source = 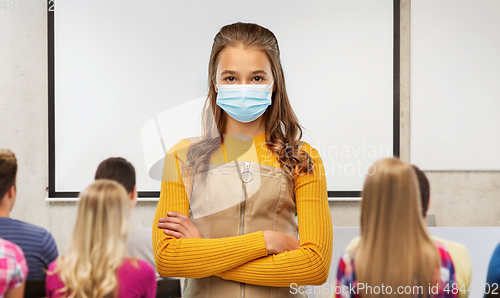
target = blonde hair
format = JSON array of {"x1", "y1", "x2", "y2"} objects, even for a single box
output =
[
  {"x1": 49, "y1": 179, "x2": 131, "y2": 298},
  {"x1": 354, "y1": 158, "x2": 440, "y2": 297}
]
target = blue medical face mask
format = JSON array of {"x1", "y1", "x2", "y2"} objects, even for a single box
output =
[{"x1": 215, "y1": 82, "x2": 274, "y2": 123}]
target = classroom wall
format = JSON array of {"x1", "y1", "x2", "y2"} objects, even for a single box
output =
[
  {"x1": 1, "y1": 0, "x2": 499, "y2": 254},
  {"x1": 331, "y1": 0, "x2": 500, "y2": 227}
]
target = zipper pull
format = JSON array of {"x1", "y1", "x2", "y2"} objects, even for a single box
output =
[{"x1": 240, "y1": 162, "x2": 253, "y2": 183}]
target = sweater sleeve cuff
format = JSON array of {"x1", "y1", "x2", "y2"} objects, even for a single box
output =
[{"x1": 249, "y1": 231, "x2": 268, "y2": 257}]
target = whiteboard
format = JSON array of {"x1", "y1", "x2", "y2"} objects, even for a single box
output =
[
  {"x1": 51, "y1": 0, "x2": 394, "y2": 196},
  {"x1": 411, "y1": 0, "x2": 500, "y2": 170}
]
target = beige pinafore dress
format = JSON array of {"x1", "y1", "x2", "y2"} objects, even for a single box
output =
[{"x1": 181, "y1": 136, "x2": 307, "y2": 298}]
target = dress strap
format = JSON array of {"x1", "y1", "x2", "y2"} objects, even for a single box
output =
[
  {"x1": 297, "y1": 140, "x2": 305, "y2": 151},
  {"x1": 188, "y1": 136, "x2": 202, "y2": 144}
]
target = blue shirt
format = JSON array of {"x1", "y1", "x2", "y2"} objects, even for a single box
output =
[
  {"x1": 0, "y1": 217, "x2": 58, "y2": 280},
  {"x1": 486, "y1": 243, "x2": 500, "y2": 295}
]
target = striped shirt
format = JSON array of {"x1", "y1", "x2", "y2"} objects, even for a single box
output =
[
  {"x1": 0, "y1": 238, "x2": 28, "y2": 296},
  {"x1": 0, "y1": 217, "x2": 58, "y2": 280}
]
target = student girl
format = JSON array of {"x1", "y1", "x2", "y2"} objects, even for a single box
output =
[
  {"x1": 335, "y1": 158, "x2": 457, "y2": 298},
  {"x1": 0, "y1": 238, "x2": 28, "y2": 298},
  {"x1": 153, "y1": 22, "x2": 333, "y2": 297},
  {"x1": 46, "y1": 180, "x2": 157, "y2": 298}
]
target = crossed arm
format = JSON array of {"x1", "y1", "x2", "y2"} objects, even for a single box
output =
[{"x1": 152, "y1": 145, "x2": 333, "y2": 287}]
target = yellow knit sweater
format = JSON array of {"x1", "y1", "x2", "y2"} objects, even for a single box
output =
[{"x1": 152, "y1": 130, "x2": 333, "y2": 287}]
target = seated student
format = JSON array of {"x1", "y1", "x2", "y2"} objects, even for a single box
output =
[
  {"x1": 344, "y1": 165, "x2": 472, "y2": 297},
  {"x1": 46, "y1": 180, "x2": 157, "y2": 298},
  {"x1": 335, "y1": 158, "x2": 458, "y2": 298},
  {"x1": 0, "y1": 149, "x2": 58, "y2": 280},
  {"x1": 94, "y1": 157, "x2": 157, "y2": 273},
  {"x1": 0, "y1": 238, "x2": 28, "y2": 298},
  {"x1": 485, "y1": 242, "x2": 500, "y2": 297}
]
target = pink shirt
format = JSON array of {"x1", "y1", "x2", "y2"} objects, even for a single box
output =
[
  {"x1": 46, "y1": 258, "x2": 157, "y2": 298},
  {"x1": 0, "y1": 238, "x2": 28, "y2": 295}
]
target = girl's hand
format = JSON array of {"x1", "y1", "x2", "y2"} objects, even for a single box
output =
[
  {"x1": 158, "y1": 212, "x2": 203, "y2": 239},
  {"x1": 262, "y1": 231, "x2": 300, "y2": 255}
]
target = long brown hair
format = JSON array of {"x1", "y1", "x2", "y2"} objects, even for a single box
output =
[
  {"x1": 183, "y1": 22, "x2": 313, "y2": 182},
  {"x1": 354, "y1": 158, "x2": 441, "y2": 298}
]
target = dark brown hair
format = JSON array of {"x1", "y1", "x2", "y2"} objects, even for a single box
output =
[
  {"x1": 412, "y1": 165, "x2": 430, "y2": 217},
  {"x1": 95, "y1": 157, "x2": 136, "y2": 193},
  {"x1": 183, "y1": 22, "x2": 313, "y2": 182},
  {"x1": 0, "y1": 149, "x2": 17, "y2": 201}
]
